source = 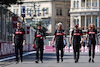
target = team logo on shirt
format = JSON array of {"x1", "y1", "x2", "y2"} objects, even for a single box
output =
[
  {"x1": 73, "y1": 33, "x2": 81, "y2": 36},
  {"x1": 15, "y1": 31, "x2": 24, "y2": 34},
  {"x1": 73, "y1": 30, "x2": 82, "y2": 36},
  {"x1": 36, "y1": 31, "x2": 43, "y2": 37},
  {"x1": 36, "y1": 34, "x2": 42, "y2": 37},
  {"x1": 88, "y1": 32, "x2": 96, "y2": 34},
  {"x1": 56, "y1": 33, "x2": 63, "y2": 36}
]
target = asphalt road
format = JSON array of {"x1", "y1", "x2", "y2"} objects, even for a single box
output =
[{"x1": 0, "y1": 52, "x2": 100, "y2": 67}]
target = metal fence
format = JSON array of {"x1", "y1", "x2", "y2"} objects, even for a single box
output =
[
  {"x1": 0, "y1": 6, "x2": 13, "y2": 42},
  {"x1": 0, "y1": 6, "x2": 24, "y2": 42},
  {"x1": 44, "y1": 36, "x2": 70, "y2": 46}
]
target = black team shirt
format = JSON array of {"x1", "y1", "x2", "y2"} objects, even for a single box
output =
[
  {"x1": 71, "y1": 29, "x2": 83, "y2": 44},
  {"x1": 54, "y1": 29, "x2": 65, "y2": 45},
  {"x1": 34, "y1": 30, "x2": 45, "y2": 42},
  {"x1": 87, "y1": 29, "x2": 97, "y2": 41},
  {"x1": 14, "y1": 28, "x2": 25, "y2": 43}
]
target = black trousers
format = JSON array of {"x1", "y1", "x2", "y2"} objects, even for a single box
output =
[
  {"x1": 36, "y1": 45, "x2": 43, "y2": 61},
  {"x1": 88, "y1": 44, "x2": 95, "y2": 58},
  {"x1": 56, "y1": 46, "x2": 63, "y2": 61},
  {"x1": 15, "y1": 43, "x2": 23, "y2": 61},
  {"x1": 73, "y1": 43, "x2": 80, "y2": 60},
  {"x1": 88, "y1": 40, "x2": 96, "y2": 59}
]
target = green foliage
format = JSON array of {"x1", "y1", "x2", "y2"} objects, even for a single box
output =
[
  {"x1": 0, "y1": 0, "x2": 23, "y2": 5},
  {"x1": 30, "y1": 21, "x2": 47, "y2": 32}
]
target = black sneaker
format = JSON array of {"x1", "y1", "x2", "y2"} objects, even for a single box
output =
[
  {"x1": 92, "y1": 59, "x2": 94, "y2": 63},
  {"x1": 57, "y1": 61, "x2": 59, "y2": 63},
  {"x1": 16, "y1": 61, "x2": 19, "y2": 64},
  {"x1": 89, "y1": 58, "x2": 91, "y2": 63},
  {"x1": 61, "y1": 58, "x2": 63, "y2": 62},
  {"x1": 21, "y1": 60, "x2": 23, "y2": 63},
  {"x1": 35, "y1": 60, "x2": 39, "y2": 63},
  {"x1": 75, "y1": 59, "x2": 78, "y2": 63},
  {"x1": 41, "y1": 60, "x2": 43, "y2": 63}
]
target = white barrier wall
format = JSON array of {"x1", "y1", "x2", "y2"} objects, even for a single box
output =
[{"x1": 0, "y1": 42, "x2": 34, "y2": 57}]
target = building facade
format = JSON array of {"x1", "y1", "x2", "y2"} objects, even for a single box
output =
[
  {"x1": 8, "y1": 0, "x2": 52, "y2": 33},
  {"x1": 52, "y1": 0, "x2": 70, "y2": 35},
  {"x1": 70, "y1": 0, "x2": 100, "y2": 34}
]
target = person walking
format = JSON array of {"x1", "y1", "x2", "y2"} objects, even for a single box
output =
[
  {"x1": 86, "y1": 23, "x2": 99, "y2": 63},
  {"x1": 12, "y1": 21, "x2": 26, "y2": 64},
  {"x1": 70, "y1": 24, "x2": 83, "y2": 63},
  {"x1": 52, "y1": 22, "x2": 66, "y2": 63},
  {"x1": 33, "y1": 24, "x2": 46, "y2": 63}
]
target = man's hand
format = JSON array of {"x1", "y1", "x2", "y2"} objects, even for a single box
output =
[
  {"x1": 97, "y1": 40, "x2": 99, "y2": 45},
  {"x1": 33, "y1": 41, "x2": 35, "y2": 45},
  {"x1": 52, "y1": 40, "x2": 54, "y2": 44},
  {"x1": 32, "y1": 44, "x2": 35, "y2": 47},
  {"x1": 12, "y1": 43, "x2": 15, "y2": 46},
  {"x1": 70, "y1": 42, "x2": 72, "y2": 46},
  {"x1": 80, "y1": 41, "x2": 83, "y2": 44},
  {"x1": 23, "y1": 41, "x2": 25, "y2": 46}
]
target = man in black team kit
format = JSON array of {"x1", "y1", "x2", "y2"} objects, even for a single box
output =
[
  {"x1": 52, "y1": 22, "x2": 66, "y2": 63},
  {"x1": 70, "y1": 24, "x2": 83, "y2": 63},
  {"x1": 12, "y1": 21, "x2": 26, "y2": 64},
  {"x1": 33, "y1": 24, "x2": 46, "y2": 63}
]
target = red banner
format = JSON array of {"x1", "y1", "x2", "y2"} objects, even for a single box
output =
[
  {"x1": 12, "y1": 17, "x2": 18, "y2": 28},
  {"x1": 27, "y1": 26, "x2": 30, "y2": 34}
]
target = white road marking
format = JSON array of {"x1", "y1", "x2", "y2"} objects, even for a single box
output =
[{"x1": 0, "y1": 51, "x2": 36, "y2": 62}]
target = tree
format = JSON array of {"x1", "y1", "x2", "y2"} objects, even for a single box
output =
[
  {"x1": 30, "y1": 21, "x2": 48, "y2": 33},
  {"x1": 0, "y1": 0, "x2": 23, "y2": 6}
]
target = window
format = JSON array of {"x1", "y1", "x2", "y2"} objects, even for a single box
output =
[
  {"x1": 92, "y1": 2, "x2": 97, "y2": 7},
  {"x1": 86, "y1": 17, "x2": 88, "y2": 27},
  {"x1": 21, "y1": 6, "x2": 26, "y2": 17},
  {"x1": 77, "y1": 19, "x2": 79, "y2": 25},
  {"x1": 60, "y1": 8, "x2": 62, "y2": 16},
  {"x1": 38, "y1": 8, "x2": 40, "y2": 16},
  {"x1": 30, "y1": 9, "x2": 32, "y2": 16},
  {"x1": 67, "y1": 9, "x2": 70, "y2": 16},
  {"x1": 13, "y1": 9, "x2": 15, "y2": 14},
  {"x1": 74, "y1": 19, "x2": 77, "y2": 25},
  {"x1": 46, "y1": 8, "x2": 49, "y2": 14},
  {"x1": 56, "y1": 8, "x2": 59, "y2": 16},
  {"x1": 43, "y1": 8, "x2": 45, "y2": 16},
  {"x1": 43, "y1": 11, "x2": 45, "y2": 16},
  {"x1": 27, "y1": 8, "x2": 29, "y2": 15},
  {"x1": 35, "y1": 8, "x2": 37, "y2": 15},
  {"x1": 77, "y1": 1, "x2": 79, "y2": 8},
  {"x1": 16, "y1": 9, "x2": 18, "y2": 15},
  {"x1": 87, "y1": 2, "x2": 91, "y2": 7},
  {"x1": 95, "y1": 17, "x2": 97, "y2": 27},
  {"x1": 74, "y1": 1, "x2": 76, "y2": 8},
  {"x1": 21, "y1": 6, "x2": 25, "y2": 14},
  {"x1": 96, "y1": 2, "x2": 97, "y2": 7},
  {"x1": 56, "y1": 7, "x2": 62, "y2": 16}
]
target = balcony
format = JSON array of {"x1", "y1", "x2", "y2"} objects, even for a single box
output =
[
  {"x1": 70, "y1": 0, "x2": 100, "y2": 13},
  {"x1": 70, "y1": 7, "x2": 100, "y2": 13}
]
